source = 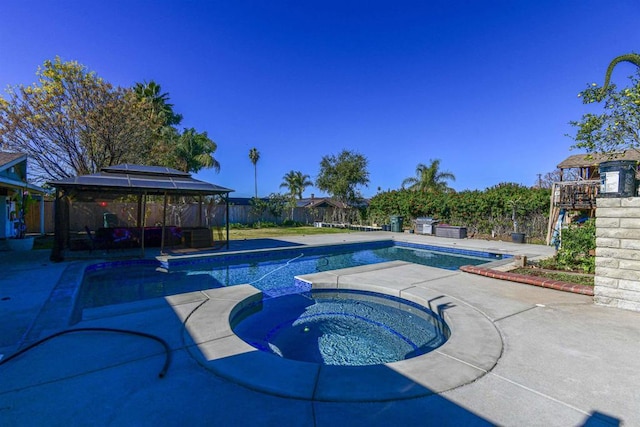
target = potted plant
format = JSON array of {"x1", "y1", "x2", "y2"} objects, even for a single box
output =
[
  {"x1": 6, "y1": 190, "x2": 35, "y2": 251},
  {"x1": 508, "y1": 198, "x2": 526, "y2": 244}
]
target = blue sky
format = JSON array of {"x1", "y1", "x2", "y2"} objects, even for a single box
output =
[{"x1": 1, "y1": 1, "x2": 639, "y2": 197}]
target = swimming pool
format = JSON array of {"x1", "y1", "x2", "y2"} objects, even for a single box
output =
[
  {"x1": 80, "y1": 241, "x2": 503, "y2": 310},
  {"x1": 231, "y1": 289, "x2": 450, "y2": 366}
]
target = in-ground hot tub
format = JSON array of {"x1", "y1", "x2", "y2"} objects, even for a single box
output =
[{"x1": 231, "y1": 289, "x2": 450, "y2": 366}]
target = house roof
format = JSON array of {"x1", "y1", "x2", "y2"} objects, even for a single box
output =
[
  {"x1": 48, "y1": 164, "x2": 233, "y2": 197},
  {"x1": 557, "y1": 150, "x2": 640, "y2": 169},
  {"x1": 298, "y1": 197, "x2": 348, "y2": 209},
  {"x1": 227, "y1": 197, "x2": 257, "y2": 205},
  {"x1": 0, "y1": 152, "x2": 25, "y2": 169},
  {"x1": 0, "y1": 151, "x2": 46, "y2": 194},
  {"x1": 224, "y1": 196, "x2": 368, "y2": 208},
  {"x1": 297, "y1": 197, "x2": 368, "y2": 209}
]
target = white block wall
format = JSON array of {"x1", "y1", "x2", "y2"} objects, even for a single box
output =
[{"x1": 595, "y1": 197, "x2": 640, "y2": 312}]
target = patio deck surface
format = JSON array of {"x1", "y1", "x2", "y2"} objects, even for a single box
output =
[{"x1": 1, "y1": 232, "x2": 638, "y2": 426}]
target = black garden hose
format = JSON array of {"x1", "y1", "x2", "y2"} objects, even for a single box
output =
[{"x1": 0, "y1": 327, "x2": 171, "y2": 378}]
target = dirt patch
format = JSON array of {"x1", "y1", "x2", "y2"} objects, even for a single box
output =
[{"x1": 511, "y1": 266, "x2": 594, "y2": 287}]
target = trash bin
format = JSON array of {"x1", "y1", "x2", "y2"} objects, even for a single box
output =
[
  {"x1": 390, "y1": 215, "x2": 404, "y2": 232},
  {"x1": 103, "y1": 213, "x2": 118, "y2": 228},
  {"x1": 415, "y1": 217, "x2": 439, "y2": 235},
  {"x1": 599, "y1": 160, "x2": 637, "y2": 197},
  {"x1": 511, "y1": 232, "x2": 526, "y2": 244}
]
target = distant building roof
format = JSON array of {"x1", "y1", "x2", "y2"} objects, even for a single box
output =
[
  {"x1": 302, "y1": 198, "x2": 347, "y2": 209},
  {"x1": 297, "y1": 197, "x2": 368, "y2": 209},
  {"x1": 227, "y1": 197, "x2": 256, "y2": 205}
]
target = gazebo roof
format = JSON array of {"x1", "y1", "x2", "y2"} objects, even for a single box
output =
[{"x1": 48, "y1": 164, "x2": 233, "y2": 196}]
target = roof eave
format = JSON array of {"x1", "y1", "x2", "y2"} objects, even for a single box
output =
[{"x1": 0, "y1": 176, "x2": 46, "y2": 194}]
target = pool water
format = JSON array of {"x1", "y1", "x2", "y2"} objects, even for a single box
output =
[
  {"x1": 231, "y1": 289, "x2": 450, "y2": 366},
  {"x1": 80, "y1": 244, "x2": 494, "y2": 309}
]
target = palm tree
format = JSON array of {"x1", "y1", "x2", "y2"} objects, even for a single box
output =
[
  {"x1": 133, "y1": 80, "x2": 183, "y2": 126},
  {"x1": 249, "y1": 148, "x2": 260, "y2": 198},
  {"x1": 173, "y1": 128, "x2": 220, "y2": 173},
  {"x1": 280, "y1": 170, "x2": 313, "y2": 220},
  {"x1": 280, "y1": 170, "x2": 313, "y2": 199},
  {"x1": 402, "y1": 159, "x2": 456, "y2": 194}
]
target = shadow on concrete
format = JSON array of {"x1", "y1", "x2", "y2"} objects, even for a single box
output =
[
  {"x1": 581, "y1": 411, "x2": 621, "y2": 426},
  {"x1": 196, "y1": 348, "x2": 493, "y2": 424}
]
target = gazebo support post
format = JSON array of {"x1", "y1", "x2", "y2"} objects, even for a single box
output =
[
  {"x1": 225, "y1": 193, "x2": 230, "y2": 249},
  {"x1": 136, "y1": 194, "x2": 143, "y2": 228},
  {"x1": 140, "y1": 193, "x2": 147, "y2": 258},
  {"x1": 50, "y1": 188, "x2": 64, "y2": 262},
  {"x1": 64, "y1": 194, "x2": 71, "y2": 250},
  {"x1": 160, "y1": 192, "x2": 168, "y2": 255},
  {"x1": 39, "y1": 194, "x2": 45, "y2": 236}
]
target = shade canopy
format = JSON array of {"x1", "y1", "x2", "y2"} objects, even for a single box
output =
[{"x1": 48, "y1": 164, "x2": 233, "y2": 197}]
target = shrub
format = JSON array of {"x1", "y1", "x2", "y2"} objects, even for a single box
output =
[
  {"x1": 555, "y1": 219, "x2": 596, "y2": 273},
  {"x1": 367, "y1": 184, "x2": 551, "y2": 239}
]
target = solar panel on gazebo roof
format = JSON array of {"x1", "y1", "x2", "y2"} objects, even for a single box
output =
[
  {"x1": 48, "y1": 165, "x2": 233, "y2": 195},
  {"x1": 85, "y1": 175, "x2": 131, "y2": 186},
  {"x1": 102, "y1": 164, "x2": 191, "y2": 177}
]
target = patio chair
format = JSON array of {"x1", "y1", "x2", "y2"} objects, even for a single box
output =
[{"x1": 111, "y1": 227, "x2": 134, "y2": 249}]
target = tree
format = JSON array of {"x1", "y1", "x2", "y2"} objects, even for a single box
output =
[
  {"x1": 134, "y1": 80, "x2": 183, "y2": 127},
  {"x1": 537, "y1": 169, "x2": 579, "y2": 189},
  {"x1": 250, "y1": 192, "x2": 287, "y2": 223},
  {"x1": 170, "y1": 128, "x2": 220, "y2": 173},
  {"x1": 280, "y1": 170, "x2": 313, "y2": 220},
  {"x1": 0, "y1": 57, "x2": 162, "y2": 182},
  {"x1": 280, "y1": 170, "x2": 313, "y2": 199},
  {"x1": 401, "y1": 159, "x2": 456, "y2": 194},
  {"x1": 133, "y1": 81, "x2": 221, "y2": 174},
  {"x1": 601, "y1": 53, "x2": 640, "y2": 96},
  {"x1": 249, "y1": 147, "x2": 260, "y2": 198},
  {"x1": 570, "y1": 53, "x2": 640, "y2": 155},
  {"x1": 316, "y1": 149, "x2": 369, "y2": 203},
  {"x1": 83, "y1": 87, "x2": 161, "y2": 172}
]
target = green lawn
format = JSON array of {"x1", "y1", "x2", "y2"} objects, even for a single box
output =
[
  {"x1": 30, "y1": 226, "x2": 352, "y2": 250},
  {"x1": 228, "y1": 226, "x2": 352, "y2": 240}
]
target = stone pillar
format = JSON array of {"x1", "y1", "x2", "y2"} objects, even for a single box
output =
[{"x1": 595, "y1": 197, "x2": 640, "y2": 311}]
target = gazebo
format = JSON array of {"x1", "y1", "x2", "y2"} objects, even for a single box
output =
[{"x1": 48, "y1": 164, "x2": 233, "y2": 261}]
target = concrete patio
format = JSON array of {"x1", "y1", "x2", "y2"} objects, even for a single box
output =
[{"x1": 1, "y1": 232, "x2": 638, "y2": 426}]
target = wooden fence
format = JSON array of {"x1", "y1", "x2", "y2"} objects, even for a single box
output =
[
  {"x1": 25, "y1": 201, "x2": 340, "y2": 234},
  {"x1": 25, "y1": 200, "x2": 55, "y2": 234}
]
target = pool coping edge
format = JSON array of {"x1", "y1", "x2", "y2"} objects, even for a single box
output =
[{"x1": 183, "y1": 263, "x2": 503, "y2": 402}]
